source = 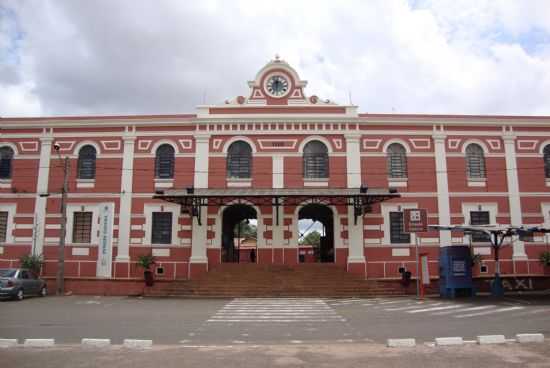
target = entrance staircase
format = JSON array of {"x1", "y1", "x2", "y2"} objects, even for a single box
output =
[{"x1": 145, "y1": 264, "x2": 412, "y2": 297}]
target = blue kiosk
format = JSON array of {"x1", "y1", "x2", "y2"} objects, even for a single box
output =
[{"x1": 439, "y1": 245, "x2": 475, "y2": 298}]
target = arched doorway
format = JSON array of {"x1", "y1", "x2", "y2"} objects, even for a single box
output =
[
  {"x1": 221, "y1": 204, "x2": 257, "y2": 263},
  {"x1": 298, "y1": 203, "x2": 334, "y2": 263}
]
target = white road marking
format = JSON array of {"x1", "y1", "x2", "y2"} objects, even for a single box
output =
[
  {"x1": 454, "y1": 306, "x2": 525, "y2": 318},
  {"x1": 385, "y1": 303, "x2": 444, "y2": 311},
  {"x1": 407, "y1": 305, "x2": 467, "y2": 313},
  {"x1": 207, "y1": 298, "x2": 346, "y2": 324},
  {"x1": 431, "y1": 305, "x2": 496, "y2": 315}
]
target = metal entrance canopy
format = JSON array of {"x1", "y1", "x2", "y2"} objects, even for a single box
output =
[{"x1": 154, "y1": 187, "x2": 399, "y2": 226}]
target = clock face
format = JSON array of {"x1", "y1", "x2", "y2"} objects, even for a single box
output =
[{"x1": 266, "y1": 75, "x2": 290, "y2": 97}]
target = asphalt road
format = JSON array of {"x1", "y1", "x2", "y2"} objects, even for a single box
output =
[
  {"x1": 0, "y1": 295, "x2": 549, "y2": 344},
  {"x1": 2, "y1": 343, "x2": 550, "y2": 368}
]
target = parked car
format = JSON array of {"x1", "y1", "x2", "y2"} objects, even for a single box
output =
[{"x1": 0, "y1": 268, "x2": 47, "y2": 301}]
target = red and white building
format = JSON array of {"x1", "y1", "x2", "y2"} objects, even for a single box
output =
[{"x1": 1, "y1": 57, "x2": 550, "y2": 294}]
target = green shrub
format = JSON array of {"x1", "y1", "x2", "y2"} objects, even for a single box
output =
[
  {"x1": 19, "y1": 254, "x2": 44, "y2": 275},
  {"x1": 137, "y1": 254, "x2": 156, "y2": 270},
  {"x1": 540, "y1": 251, "x2": 550, "y2": 267}
]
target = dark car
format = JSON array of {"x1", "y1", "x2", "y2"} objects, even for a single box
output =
[{"x1": 0, "y1": 268, "x2": 47, "y2": 301}]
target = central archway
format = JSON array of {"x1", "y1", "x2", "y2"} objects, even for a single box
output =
[
  {"x1": 221, "y1": 204, "x2": 258, "y2": 263},
  {"x1": 298, "y1": 203, "x2": 335, "y2": 263}
]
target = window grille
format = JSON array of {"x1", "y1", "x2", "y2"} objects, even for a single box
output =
[
  {"x1": 387, "y1": 143, "x2": 407, "y2": 178},
  {"x1": 77, "y1": 145, "x2": 97, "y2": 179},
  {"x1": 466, "y1": 144, "x2": 486, "y2": 179},
  {"x1": 389, "y1": 211, "x2": 410, "y2": 244},
  {"x1": 155, "y1": 144, "x2": 175, "y2": 179},
  {"x1": 227, "y1": 141, "x2": 252, "y2": 178},
  {"x1": 544, "y1": 145, "x2": 550, "y2": 179},
  {"x1": 0, "y1": 211, "x2": 8, "y2": 243},
  {"x1": 0, "y1": 147, "x2": 14, "y2": 179},
  {"x1": 470, "y1": 211, "x2": 490, "y2": 242},
  {"x1": 72, "y1": 211, "x2": 93, "y2": 243},
  {"x1": 303, "y1": 141, "x2": 329, "y2": 179},
  {"x1": 152, "y1": 212, "x2": 172, "y2": 244}
]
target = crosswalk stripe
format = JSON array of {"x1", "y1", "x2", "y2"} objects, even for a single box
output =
[
  {"x1": 407, "y1": 304, "x2": 467, "y2": 313},
  {"x1": 207, "y1": 298, "x2": 345, "y2": 324},
  {"x1": 431, "y1": 305, "x2": 495, "y2": 315},
  {"x1": 385, "y1": 303, "x2": 443, "y2": 311},
  {"x1": 454, "y1": 306, "x2": 524, "y2": 318}
]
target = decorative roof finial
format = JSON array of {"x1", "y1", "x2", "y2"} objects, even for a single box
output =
[{"x1": 274, "y1": 53, "x2": 280, "y2": 61}]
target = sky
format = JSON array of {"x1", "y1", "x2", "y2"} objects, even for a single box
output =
[{"x1": 1, "y1": 0, "x2": 550, "y2": 117}]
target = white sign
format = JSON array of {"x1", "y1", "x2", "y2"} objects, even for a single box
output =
[{"x1": 96, "y1": 203, "x2": 114, "y2": 278}]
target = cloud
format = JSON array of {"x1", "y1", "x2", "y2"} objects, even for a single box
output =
[{"x1": 1, "y1": 0, "x2": 550, "y2": 117}]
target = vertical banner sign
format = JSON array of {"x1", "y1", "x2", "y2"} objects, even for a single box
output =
[{"x1": 97, "y1": 203, "x2": 114, "y2": 278}]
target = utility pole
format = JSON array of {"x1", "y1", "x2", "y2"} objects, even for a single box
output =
[{"x1": 56, "y1": 156, "x2": 69, "y2": 296}]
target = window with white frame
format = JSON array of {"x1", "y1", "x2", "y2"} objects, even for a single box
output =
[
  {"x1": 465, "y1": 143, "x2": 486, "y2": 179},
  {"x1": 72, "y1": 211, "x2": 93, "y2": 243},
  {"x1": 0, "y1": 211, "x2": 7, "y2": 243},
  {"x1": 0, "y1": 146, "x2": 14, "y2": 180},
  {"x1": 303, "y1": 140, "x2": 329, "y2": 179},
  {"x1": 227, "y1": 141, "x2": 252, "y2": 179},
  {"x1": 389, "y1": 211, "x2": 410, "y2": 244},
  {"x1": 151, "y1": 212, "x2": 172, "y2": 244},
  {"x1": 544, "y1": 145, "x2": 550, "y2": 179},
  {"x1": 387, "y1": 143, "x2": 407, "y2": 179},
  {"x1": 155, "y1": 144, "x2": 175, "y2": 179},
  {"x1": 469, "y1": 210, "x2": 490, "y2": 242},
  {"x1": 77, "y1": 145, "x2": 97, "y2": 179}
]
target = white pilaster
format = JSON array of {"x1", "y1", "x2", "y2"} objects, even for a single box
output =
[
  {"x1": 116, "y1": 133, "x2": 136, "y2": 262},
  {"x1": 345, "y1": 133, "x2": 362, "y2": 188},
  {"x1": 272, "y1": 205, "x2": 285, "y2": 247},
  {"x1": 503, "y1": 134, "x2": 527, "y2": 260},
  {"x1": 345, "y1": 133, "x2": 365, "y2": 263},
  {"x1": 433, "y1": 131, "x2": 452, "y2": 247},
  {"x1": 193, "y1": 134, "x2": 210, "y2": 188},
  {"x1": 190, "y1": 134, "x2": 210, "y2": 264},
  {"x1": 272, "y1": 155, "x2": 284, "y2": 189},
  {"x1": 32, "y1": 135, "x2": 52, "y2": 255}
]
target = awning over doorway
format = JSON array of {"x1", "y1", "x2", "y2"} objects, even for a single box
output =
[{"x1": 154, "y1": 187, "x2": 400, "y2": 226}]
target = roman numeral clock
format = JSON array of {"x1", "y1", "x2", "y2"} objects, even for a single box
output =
[{"x1": 265, "y1": 74, "x2": 290, "y2": 97}]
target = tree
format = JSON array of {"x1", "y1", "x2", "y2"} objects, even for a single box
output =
[
  {"x1": 299, "y1": 230, "x2": 321, "y2": 247},
  {"x1": 234, "y1": 221, "x2": 257, "y2": 239}
]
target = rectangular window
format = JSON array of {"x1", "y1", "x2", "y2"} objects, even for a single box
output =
[
  {"x1": 152, "y1": 212, "x2": 172, "y2": 244},
  {"x1": 303, "y1": 154, "x2": 329, "y2": 179},
  {"x1": 470, "y1": 211, "x2": 490, "y2": 242},
  {"x1": 0, "y1": 211, "x2": 7, "y2": 243},
  {"x1": 72, "y1": 211, "x2": 93, "y2": 243},
  {"x1": 390, "y1": 211, "x2": 410, "y2": 244}
]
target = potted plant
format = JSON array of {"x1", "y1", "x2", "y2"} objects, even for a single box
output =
[
  {"x1": 19, "y1": 254, "x2": 44, "y2": 276},
  {"x1": 540, "y1": 251, "x2": 550, "y2": 267},
  {"x1": 137, "y1": 254, "x2": 156, "y2": 287}
]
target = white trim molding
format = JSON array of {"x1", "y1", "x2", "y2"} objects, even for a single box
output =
[
  {"x1": 66, "y1": 204, "x2": 101, "y2": 245},
  {"x1": 381, "y1": 203, "x2": 418, "y2": 246},
  {"x1": 461, "y1": 203, "x2": 498, "y2": 245},
  {"x1": 0, "y1": 204, "x2": 16, "y2": 244},
  {"x1": 143, "y1": 203, "x2": 181, "y2": 246}
]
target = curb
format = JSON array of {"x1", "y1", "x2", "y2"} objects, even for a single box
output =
[
  {"x1": 387, "y1": 338, "x2": 416, "y2": 347},
  {"x1": 477, "y1": 335, "x2": 506, "y2": 345},
  {"x1": 81, "y1": 338, "x2": 111, "y2": 347},
  {"x1": 23, "y1": 339, "x2": 55, "y2": 347},
  {"x1": 0, "y1": 339, "x2": 18, "y2": 348},
  {"x1": 435, "y1": 337, "x2": 464, "y2": 346},
  {"x1": 516, "y1": 333, "x2": 545, "y2": 343},
  {"x1": 123, "y1": 339, "x2": 153, "y2": 349}
]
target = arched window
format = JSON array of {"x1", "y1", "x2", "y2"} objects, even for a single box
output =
[
  {"x1": 77, "y1": 145, "x2": 97, "y2": 179},
  {"x1": 387, "y1": 143, "x2": 407, "y2": 178},
  {"x1": 303, "y1": 140, "x2": 329, "y2": 179},
  {"x1": 227, "y1": 141, "x2": 252, "y2": 178},
  {"x1": 0, "y1": 147, "x2": 14, "y2": 179},
  {"x1": 155, "y1": 144, "x2": 175, "y2": 179},
  {"x1": 544, "y1": 145, "x2": 550, "y2": 178},
  {"x1": 466, "y1": 144, "x2": 486, "y2": 179}
]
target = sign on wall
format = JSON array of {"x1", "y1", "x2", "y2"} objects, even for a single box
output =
[
  {"x1": 97, "y1": 203, "x2": 114, "y2": 278},
  {"x1": 403, "y1": 208, "x2": 428, "y2": 233}
]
